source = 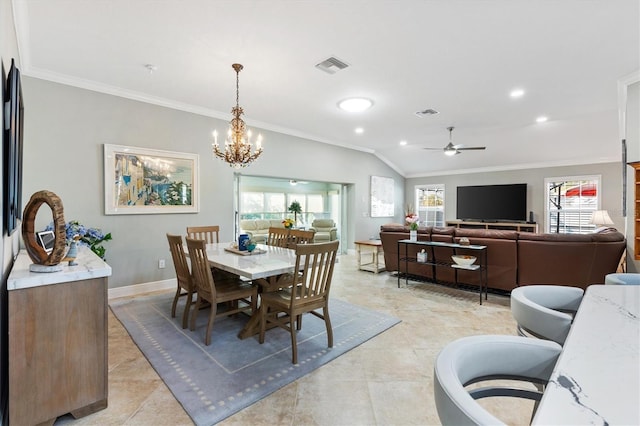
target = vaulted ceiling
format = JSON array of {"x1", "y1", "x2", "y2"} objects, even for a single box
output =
[{"x1": 12, "y1": 0, "x2": 640, "y2": 177}]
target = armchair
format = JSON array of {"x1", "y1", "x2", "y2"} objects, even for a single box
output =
[{"x1": 310, "y1": 219, "x2": 337, "y2": 242}]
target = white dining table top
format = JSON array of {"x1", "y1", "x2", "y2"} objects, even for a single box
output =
[
  {"x1": 532, "y1": 284, "x2": 640, "y2": 425},
  {"x1": 201, "y1": 242, "x2": 297, "y2": 280}
]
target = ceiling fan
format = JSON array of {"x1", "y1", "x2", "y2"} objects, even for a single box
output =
[{"x1": 423, "y1": 126, "x2": 486, "y2": 156}]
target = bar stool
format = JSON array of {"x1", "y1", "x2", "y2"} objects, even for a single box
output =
[
  {"x1": 510, "y1": 285, "x2": 584, "y2": 345},
  {"x1": 605, "y1": 273, "x2": 640, "y2": 285},
  {"x1": 434, "y1": 335, "x2": 562, "y2": 425}
]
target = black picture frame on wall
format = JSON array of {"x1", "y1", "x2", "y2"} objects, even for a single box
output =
[{"x1": 3, "y1": 58, "x2": 24, "y2": 235}]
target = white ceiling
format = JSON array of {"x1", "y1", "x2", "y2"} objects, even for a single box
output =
[{"x1": 12, "y1": 0, "x2": 640, "y2": 177}]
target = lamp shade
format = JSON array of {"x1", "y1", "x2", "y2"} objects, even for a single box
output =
[{"x1": 589, "y1": 210, "x2": 614, "y2": 226}]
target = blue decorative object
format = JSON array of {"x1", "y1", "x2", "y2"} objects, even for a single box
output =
[
  {"x1": 238, "y1": 234, "x2": 250, "y2": 251},
  {"x1": 66, "y1": 240, "x2": 78, "y2": 266}
]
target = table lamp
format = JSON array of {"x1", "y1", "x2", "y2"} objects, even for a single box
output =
[{"x1": 590, "y1": 210, "x2": 614, "y2": 229}]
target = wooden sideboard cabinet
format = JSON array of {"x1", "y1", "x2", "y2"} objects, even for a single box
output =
[{"x1": 7, "y1": 247, "x2": 112, "y2": 425}]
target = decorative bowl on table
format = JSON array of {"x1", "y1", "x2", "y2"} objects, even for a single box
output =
[{"x1": 451, "y1": 255, "x2": 476, "y2": 266}]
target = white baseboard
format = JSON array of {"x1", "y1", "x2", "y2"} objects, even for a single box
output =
[{"x1": 108, "y1": 279, "x2": 175, "y2": 300}]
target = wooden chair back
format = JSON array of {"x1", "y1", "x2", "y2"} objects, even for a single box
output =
[
  {"x1": 266, "y1": 227, "x2": 290, "y2": 248},
  {"x1": 167, "y1": 234, "x2": 192, "y2": 292},
  {"x1": 288, "y1": 228, "x2": 315, "y2": 248},
  {"x1": 290, "y1": 240, "x2": 339, "y2": 307},
  {"x1": 186, "y1": 225, "x2": 220, "y2": 244},
  {"x1": 185, "y1": 237, "x2": 216, "y2": 302}
]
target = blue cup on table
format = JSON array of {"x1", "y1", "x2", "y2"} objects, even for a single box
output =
[{"x1": 238, "y1": 234, "x2": 250, "y2": 251}]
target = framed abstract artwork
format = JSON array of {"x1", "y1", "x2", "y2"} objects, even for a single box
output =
[
  {"x1": 104, "y1": 144, "x2": 199, "y2": 215},
  {"x1": 370, "y1": 175, "x2": 395, "y2": 217}
]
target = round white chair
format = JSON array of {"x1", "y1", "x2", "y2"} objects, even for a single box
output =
[
  {"x1": 434, "y1": 335, "x2": 562, "y2": 425},
  {"x1": 510, "y1": 285, "x2": 584, "y2": 345},
  {"x1": 605, "y1": 273, "x2": 640, "y2": 285}
]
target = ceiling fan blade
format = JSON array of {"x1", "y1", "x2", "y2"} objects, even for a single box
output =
[
  {"x1": 457, "y1": 146, "x2": 486, "y2": 151},
  {"x1": 423, "y1": 147, "x2": 444, "y2": 150}
]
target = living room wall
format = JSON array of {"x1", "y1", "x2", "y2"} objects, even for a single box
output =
[
  {"x1": 405, "y1": 161, "x2": 624, "y2": 231},
  {"x1": 20, "y1": 77, "x2": 404, "y2": 288}
]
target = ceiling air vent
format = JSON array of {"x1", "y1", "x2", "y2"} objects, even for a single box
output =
[
  {"x1": 315, "y1": 57, "x2": 349, "y2": 74},
  {"x1": 415, "y1": 108, "x2": 440, "y2": 117}
]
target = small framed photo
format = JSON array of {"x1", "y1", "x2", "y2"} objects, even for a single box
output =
[
  {"x1": 36, "y1": 230, "x2": 56, "y2": 254},
  {"x1": 103, "y1": 144, "x2": 199, "y2": 215}
]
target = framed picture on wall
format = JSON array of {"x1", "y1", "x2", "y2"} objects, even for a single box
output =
[
  {"x1": 370, "y1": 175, "x2": 394, "y2": 217},
  {"x1": 103, "y1": 144, "x2": 199, "y2": 215}
]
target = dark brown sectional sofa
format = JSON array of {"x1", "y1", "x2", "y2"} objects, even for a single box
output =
[{"x1": 379, "y1": 224, "x2": 626, "y2": 293}]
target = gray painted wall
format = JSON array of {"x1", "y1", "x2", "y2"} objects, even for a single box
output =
[
  {"x1": 20, "y1": 77, "x2": 404, "y2": 288},
  {"x1": 406, "y1": 162, "x2": 625, "y2": 232}
]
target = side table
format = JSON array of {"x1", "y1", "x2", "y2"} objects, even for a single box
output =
[{"x1": 355, "y1": 240, "x2": 385, "y2": 273}]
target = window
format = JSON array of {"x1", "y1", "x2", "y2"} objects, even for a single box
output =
[
  {"x1": 545, "y1": 175, "x2": 600, "y2": 234},
  {"x1": 240, "y1": 191, "x2": 327, "y2": 223},
  {"x1": 415, "y1": 184, "x2": 445, "y2": 227}
]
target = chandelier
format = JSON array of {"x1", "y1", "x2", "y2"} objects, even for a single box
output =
[{"x1": 213, "y1": 63, "x2": 263, "y2": 168}]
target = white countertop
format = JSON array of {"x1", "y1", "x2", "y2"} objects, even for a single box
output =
[
  {"x1": 533, "y1": 284, "x2": 640, "y2": 425},
  {"x1": 7, "y1": 246, "x2": 112, "y2": 291}
]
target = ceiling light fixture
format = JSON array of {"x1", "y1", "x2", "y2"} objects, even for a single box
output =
[
  {"x1": 510, "y1": 88, "x2": 525, "y2": 98},
  {"x1": 338, "y1": 97, "x2": 373, "y2": 112},
  {"x1": 399, "y1": 140, "x2": 407, "y2": 146},
  {"x1": 213, "y1": 63, "x2": 263, "y2": 168},
  {"x1": 536, "y1": 116, "x2": 548, "y2": 123},
  {"x1": 355, "y1": 127, "x2": 364, "y2": 134}
]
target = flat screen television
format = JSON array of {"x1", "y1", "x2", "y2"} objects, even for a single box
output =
[
  {"x1": 3, "y1": 58, "x2": 24, "y2": 235},
  {"x1": 456, "y1": 183, "x2": 527, "y2": 222}
]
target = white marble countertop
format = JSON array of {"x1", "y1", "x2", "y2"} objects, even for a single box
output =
[
  {"x1": 533, "y1": 284, "x2": 640, "y2": 425},
  {"x1": 7, "y1": 246, "x2": 112, "y2": 291},
  {"x1": 202, "y1": 242, "x2": 297, "y2": 280}
]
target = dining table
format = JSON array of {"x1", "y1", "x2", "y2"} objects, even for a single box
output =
[
  {"x1": 532, "y1": 284, "x2": 640, "y2": 425},
  {"x1": 200, "y1": 242, "x2": 298, "y2": 339}
]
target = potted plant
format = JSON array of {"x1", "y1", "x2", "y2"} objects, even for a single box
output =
[{"x1": 288, "y1": 200, "x2": 302, "y2": 223}]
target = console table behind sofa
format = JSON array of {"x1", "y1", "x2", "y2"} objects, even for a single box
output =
[{"x1": 379, "y1": 225, "x2": 625, "y2": 292}]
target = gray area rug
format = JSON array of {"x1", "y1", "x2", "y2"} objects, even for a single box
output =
[{"x1": 110, "y1": 293, "x2": 401, "y2": 425}]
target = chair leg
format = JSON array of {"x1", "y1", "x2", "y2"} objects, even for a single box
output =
[
  {"x1": 251, "y1": 293, "x2": 257, "y2": 313},
  {"x1": 181, "y1": 289, "x2": 192, "y2": 329},
  {"x1": 296, "y1": 314, "x2": 302, "y2": 330},
  {"x1": 290, "y1": 314, "x2": 298, "y2": 364},
  {"x1": 205, "y1": 302, "x2": 217, "y2": 346},
  {"x1": 171, "y1": 286, "x2": 181, "y2": 318},
  {"x1": 259, "y1": 305, "x2": 267, "y2": 344},
  {"x1": 190, "y1": 296, "x2": 202, "y2": 331},
  {"x1": 323, "y1": 306, "x2": 333, "y2": 348}
]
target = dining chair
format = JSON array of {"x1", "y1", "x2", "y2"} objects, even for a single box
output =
[
  {"x1": 166, "y1": 233, "x2": 195, "y2": 329},
  {"x1": 259, "y1": 240, "x2": 339, "y2": 364},
  {"x1": 186, "y1": 237, "x2": 258, "y2": 345},
  {"x1": 510, "y1": 285, "x2": 583, "y2": 345},
  {"x1": 186, "y1": 225, "x2": 220, "y2": 244},
  {"x1": 266, "y1": 226, "x2": 291, "y2": 247},
  {"x1": 186, "y1": 225, "x2": 238, "y2": 280},
  {"x1": 434, "y1": 334, "x2": 562, "y2": 425},
  {"x1": 287, "y1": 228, "x2": 315, "y2": 249}
]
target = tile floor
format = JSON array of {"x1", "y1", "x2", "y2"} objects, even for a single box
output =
[{"x1": 56, "y1": 253, "x2": 534, "y2": 425}]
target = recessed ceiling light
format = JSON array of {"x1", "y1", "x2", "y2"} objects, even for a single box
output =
[
  {"x1": 510, "y1": 88, "x2": 525, "y2": 98},
  {"x1": 399, "y1": 140, "x2": 407, "y2": 146},
  {"x1": 536, "y1": 116, "x2": 548, "y2": 123},
  {"x1": 354, "y1": 127, "x2": 364, "y2": 134},
  {"x1": 338, "y1": 98, "x2": 373, "y2": 112}
]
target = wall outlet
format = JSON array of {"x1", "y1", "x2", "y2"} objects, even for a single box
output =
[{"x1": 158, "y1": 259, "x2": 166, "y2": 269}]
